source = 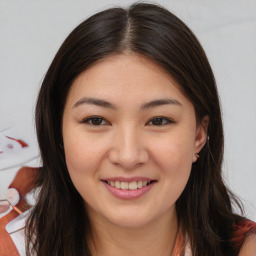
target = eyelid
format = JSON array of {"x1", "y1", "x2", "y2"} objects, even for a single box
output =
[
  {"x1": 80, "y1": 116, "x2": 110, "y2": 126},
  {"x1": 79, "y1": 115, "x2": 175, "y2": 126},
  {"x1": 146, "y1": 116, "x2": 176, "y2": 126}
]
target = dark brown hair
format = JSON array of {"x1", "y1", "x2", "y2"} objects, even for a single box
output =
[{"x1": 27, "y1": 2, "x2": 243, "y2": 255}]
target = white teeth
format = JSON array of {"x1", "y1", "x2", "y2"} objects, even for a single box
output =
[
  {"x1": 128, "y1": 181, "x2": 137, "y2": 190},
  {"x1": 106, "y1": 180, "x2": 153, "y2": 190},
  {"x1": 121, "y1": 182, "x2": 129, "y2": 189},
  {"x1": 115, "y1": 181, "x2": 121, "y2": 189}
]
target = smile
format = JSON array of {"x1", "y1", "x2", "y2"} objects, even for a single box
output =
[
  {"x1": 104, "y1": 180, "x2": 155, "y2": 190},
  {"x1": 101, "y1": 178, "x2": 157, "y2": 200}
]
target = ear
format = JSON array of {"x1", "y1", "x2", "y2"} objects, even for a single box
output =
[{"x1": 192, "y1": 115, "x2": 209, "y2": 162}]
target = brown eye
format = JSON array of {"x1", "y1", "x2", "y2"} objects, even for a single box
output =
[
  {"x1": 90, "y1": 117, "x2": 104, "y2": 125},
  {"x1": 82, "y1": 116, "x2": 109, "y2": 126},
  {"x1": 147, "y1": 117, "x2": 174, "y2": 126}
]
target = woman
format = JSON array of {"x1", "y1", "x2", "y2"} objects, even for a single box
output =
[{"x1": 3, "y1": 2, "x2": 255, "y2": 256}]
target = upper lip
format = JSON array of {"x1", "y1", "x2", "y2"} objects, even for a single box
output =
[{"x1": 101, "y1": 177, "x2": 156, "y2": 182}]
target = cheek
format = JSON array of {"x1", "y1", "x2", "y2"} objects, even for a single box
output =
[
  {"x1": 63, "y1": 137, "x2": 100, "y2": 203},
  {"x1": 153, "y1": 141, "x2": 193, "y2": 205},
  {"x1": 63, "y1": 132, "x2": 111, "y2": 199},
  {"x1": 151, "y1": 135, "x2": 194, "y2": 195},
  {"x1": 159, "y1": 147, "x2": 192, "y2": 189},
  {"x1": 152, "y1": 135, "x2": 194, "y2": 172},
  {"x1": 64, "y1": 138, "x2": 97, "y2": 176}
]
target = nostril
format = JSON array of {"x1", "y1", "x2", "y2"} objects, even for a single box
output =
[{"x1": 108, "y1": 142, "x2": 149, "y2": 169}]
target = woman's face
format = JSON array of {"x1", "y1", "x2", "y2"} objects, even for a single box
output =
[{"x1": 62, "y1": 54, "x2": 207, "y2": 228}]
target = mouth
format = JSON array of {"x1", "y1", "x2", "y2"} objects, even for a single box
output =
[
  {"x1": 101, "y1": 179, "x2": 157, "y2": 190},
  {"x1": 101, "y1": 178, "x2": 157, "y2": 200}
]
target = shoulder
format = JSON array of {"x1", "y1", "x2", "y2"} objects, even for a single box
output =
[
  {"x1": 232, "y1": 219, "x2": 256, "y2": 256},
  {"x1": 238, "y1": 234, "x2": 256, "y2": 256}
]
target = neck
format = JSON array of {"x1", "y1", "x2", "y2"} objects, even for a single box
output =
[{"x1": 87, "y1": 208, "x2": 179, "y2": 256}]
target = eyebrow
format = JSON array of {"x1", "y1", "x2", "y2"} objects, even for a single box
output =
[
  {"x1": 140, "y1": 98, "x2": 182, "y2": 109},
  {"x1": 73, "y1": 97, "x2": 182, "y2": 109},
  {"x1": 73, "y1": 97, "x2": 116, "y2": 109}
]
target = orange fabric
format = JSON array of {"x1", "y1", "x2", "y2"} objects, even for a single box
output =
[
  {"x1": 0, "y1": 210, "x2": 20, "y2": 256},
  {"x1": 9, "y1": 166, "x2": 39, "y2": 197}
]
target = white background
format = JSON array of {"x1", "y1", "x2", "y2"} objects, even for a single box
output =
[{"x1": 0, "y1": 0, "x2": 256, "y2": 221}]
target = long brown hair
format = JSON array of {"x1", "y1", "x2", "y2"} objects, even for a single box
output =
[{"x1": 27, "y1": 3, "x2": 243, "y2": 255}]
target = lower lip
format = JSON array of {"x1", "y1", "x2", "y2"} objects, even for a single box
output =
[{"x1": 102, "y1": 181, "x2": 155, "y2": 200}]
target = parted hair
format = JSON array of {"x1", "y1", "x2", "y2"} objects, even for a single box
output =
[{"x1": 27, "y1": 2, "x2": 243, "y2": 255}]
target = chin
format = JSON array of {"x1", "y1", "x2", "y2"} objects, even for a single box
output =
[
  {"x1": 111, "y1": 216, "x2": 152, "y2": 229},
  {"x1": 103, "y1": 208, "x2": 158, "y2": 229}
]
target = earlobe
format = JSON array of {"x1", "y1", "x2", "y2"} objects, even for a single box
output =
[{"x1": 193, "y1": 116, "x2": 209, "y2": 160}]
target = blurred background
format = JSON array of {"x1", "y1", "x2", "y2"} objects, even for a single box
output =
[{"x1": 0, "y1": 0, "x2": 255, "y2": 220}]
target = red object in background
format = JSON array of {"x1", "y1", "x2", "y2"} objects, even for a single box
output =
[{"x1": 5, "y1": 136, "x2": 28, "y2": 148}]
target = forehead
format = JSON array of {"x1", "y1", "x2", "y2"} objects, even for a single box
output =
[{"x1": 65, "y1": 53, "x2": 191, "y2": 109}]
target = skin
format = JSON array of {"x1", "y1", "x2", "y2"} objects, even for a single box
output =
[
  {"x1": 239, "y1": 235, "x2": 256, "y2": 256},
  {"x1": 62, "y1": 54, "x2": 208, "y2": 256}
]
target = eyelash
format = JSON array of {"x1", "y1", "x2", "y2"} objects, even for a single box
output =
[
  {"x1": 80, "y1": 116, "x2": 175, "y2": 126},
  {"x1": 146, "y1": 117, "x2": 175, "y2": 126},
  {"x1": 81, "y1": 116, "x2": 109, "y2": 126}
]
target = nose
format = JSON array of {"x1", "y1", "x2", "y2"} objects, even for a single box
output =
[{"x1": 108, "y1": 126, "x2": 149, "y2": 170}]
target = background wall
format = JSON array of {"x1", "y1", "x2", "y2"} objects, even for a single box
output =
[{"x1": 0, "y1": 0, "x2": 255, "y2": 220}]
